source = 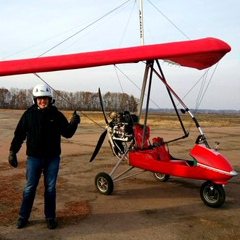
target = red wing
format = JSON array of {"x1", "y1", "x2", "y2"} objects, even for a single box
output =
[{"x1": 0, "y1": 37, "x2": 231, "y2": 77}]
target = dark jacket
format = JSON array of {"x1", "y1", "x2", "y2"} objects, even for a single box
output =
[{"x1": 10, "y1": 105, "x2": 78, "y2": 158}]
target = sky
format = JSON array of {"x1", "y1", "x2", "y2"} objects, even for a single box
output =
[{"x1": 0, "y1": 0, "x2": 239, "y2": 110}]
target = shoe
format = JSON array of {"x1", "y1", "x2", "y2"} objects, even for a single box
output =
[
  {"x1": 16, "y1": 217, "x2": 28, "y2": 229},
  {"x1": 46, "y1": 218, "x2": 58, "y2": 229}
]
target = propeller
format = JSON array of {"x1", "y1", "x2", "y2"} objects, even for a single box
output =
[
  {"x1": 98, "y1": 88, "x2": 108, "y2": 125},
  {"x1": 89, "y1": 129, "x2": 107, "y2": 162},
  {"x1": 89, "y1": 88, "x2": 109, "y2": 162}
]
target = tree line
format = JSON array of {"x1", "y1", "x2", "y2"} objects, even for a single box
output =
[{"x1": 0, "y1": 87, "x2": 138, "y2": 112}]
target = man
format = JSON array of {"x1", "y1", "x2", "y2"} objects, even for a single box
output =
[{"x1": 8, "y1": 83, "x2": 80, "y2": 229}]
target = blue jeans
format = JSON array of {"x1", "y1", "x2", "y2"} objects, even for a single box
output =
[{"x1": 19, "y1": 156, "x2": 60, "y2": 220}]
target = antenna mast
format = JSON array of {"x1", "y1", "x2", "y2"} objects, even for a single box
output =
[{"x1": 139, "y1": 0, "x2": 144, "y2": 45}]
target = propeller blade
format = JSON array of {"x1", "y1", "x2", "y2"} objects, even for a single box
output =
[
  {"x1": 89, "y1": 129, "x2": 107, "y2": 162},
  {"x1": 98, "y1": 88, "x2": 108, "y2": 124}
]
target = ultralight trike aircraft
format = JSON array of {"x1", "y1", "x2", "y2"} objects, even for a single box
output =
[{"x1": 0, "y1": 37, "x2": 237, "y2": 208}]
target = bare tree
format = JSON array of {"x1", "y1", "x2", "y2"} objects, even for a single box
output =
[
  {"x1": 1, "y1": 87, "x2": 138, "y2": 112},
  {"x1": 0, "y1": 88, "x2": 11, "y2": 108}
]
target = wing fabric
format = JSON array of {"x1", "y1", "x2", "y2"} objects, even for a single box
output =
[{"x1": 0, "y1": 37, "x2": 231, "y2": 77}]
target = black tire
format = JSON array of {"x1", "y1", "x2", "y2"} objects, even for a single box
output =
[
  {"x1": 153, "y1": 172, "x2": 170, "y2": 182},
  {"x1": 95, "y1": 172, "x2": 114, "y2": 195},
  {"x1": 200, "y1": 181, "x2": 225, "y2": 208}
]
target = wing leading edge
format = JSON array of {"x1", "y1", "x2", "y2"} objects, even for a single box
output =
[{"x1": 0, "y1": 37, "x2": 231, "y2": 77}]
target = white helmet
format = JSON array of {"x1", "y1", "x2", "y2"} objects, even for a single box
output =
[
  {"x1": 32, "y1": 84, "x2": 53, "y2": 104},
  {"x1": 33, "y1": 84, "x2": 52, "y2": 98}
]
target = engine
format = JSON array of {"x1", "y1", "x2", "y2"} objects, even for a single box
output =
[{"x1": 109, "y1": 111, "x2": 138, "y2": 142}]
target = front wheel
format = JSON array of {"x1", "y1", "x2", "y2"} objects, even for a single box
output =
[
  {"x1": 95, "y1": 172, "x2": 114, "y2": 195},
  {"x1": 153, "y1": 172, "x2": 170, "y2": 182},
  {"x1": 200, "y1": 181, "x2": 225, "y2": 208}
]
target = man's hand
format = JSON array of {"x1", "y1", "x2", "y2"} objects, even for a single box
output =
[
  {"x1": 70, "y1": 111, "x2": 80, "y2": 124},
  {"x1": 8, "y1": 151, "x2": 18, "y2": 168}
]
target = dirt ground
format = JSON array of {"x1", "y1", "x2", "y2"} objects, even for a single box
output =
[{"x1": 0, "y1": 109, "x2": 239, "y2": 240}]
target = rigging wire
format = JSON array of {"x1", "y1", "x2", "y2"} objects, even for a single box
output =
[
  {"x1": 146, "y1": 0, "x2": 190, "y2": 40},
  {"x1": 182, "y1": 64, "x2": 218, "y2": 133},
  {"x1": 171, "y1": 66, "x2": 218, "y2": 114},
  {"x1": 11, "y1": 0, "x2": 216, "y2": 126},
  {"x1": 195, "y1": 63, "x2": 219, "y2": 110},
  {"x1": 3, "y1": 26, "x2": 84, "y2": 60},
  {"x1": 118, "y1": 1, "x2": 137, "y2": 47},
  {"x1": 37, "y1": 0, "x2": 133, "y2": 57},
  {"x1": 114, "y1": 63, "x2": 161, "y2": 109},
  {"x1": 32, "y1": 1, "x2": 135, "y2": 129},
  {"x1": 180, "y1": 69, "x2": 210, "y2": 106},
  {"x1": 58, "y1": 1, "x2": 135, "y2": 54},
  {"x1": 114, "y1": 66, "x2": 124, "y2": 94},
  {"x1": 114, "y1": 1, "x2": 136, "y2": 94},
  {"x1": 196, "y1": 71, "x2": 209, "y2": 109},
  {"x1": 145, "y1": 0, "x2": 219, "y2": 113},
  {"x1": 33, "y1": 73, "x2": 104, "y2": 129}
]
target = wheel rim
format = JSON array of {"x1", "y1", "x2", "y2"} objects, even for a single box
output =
[
  {"x1": 97, "y1": 176, "x2": 109, "y2": 193},
  {"x1": 203, "y1": 185, "x2": 220, "y2": 204},
  {"x1": 154, "y1": 173, "x2": 166, "y2": 180}
]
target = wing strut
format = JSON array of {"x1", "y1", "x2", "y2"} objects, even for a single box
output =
[{"x1": 137, "y1": 61, "x2": 151, "y2": 119}]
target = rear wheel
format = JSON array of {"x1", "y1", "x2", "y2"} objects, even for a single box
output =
[
  {"x1": 200, "y1": 181, "x2": 225, "y2": 208},
  {"x1": 153, "y1": 172, "x2": 170, "y2": 182},
  {"x1": 95, "y1": 172, "x2": 114, "y2": 195}
]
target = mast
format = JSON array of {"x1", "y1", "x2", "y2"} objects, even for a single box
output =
[
  {"x1": 137, "y1": 0, "x2": 145, "y2": 120},
  {"x1": 139, "y1": 0, "x2": 144, "y2": 45}
]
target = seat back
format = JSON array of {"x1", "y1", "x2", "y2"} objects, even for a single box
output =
[
  {"x1": 133, "y1": 124, "x2": 151, "y2": 149},
  {"x1": 152, "y1": 137, "x2": 171, "y2": 161}
]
